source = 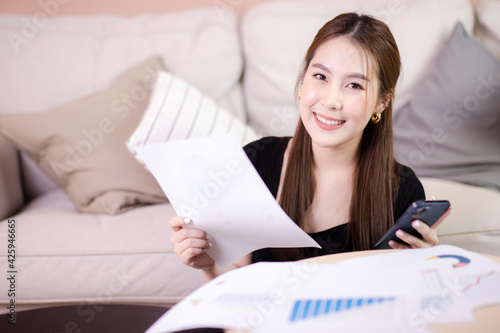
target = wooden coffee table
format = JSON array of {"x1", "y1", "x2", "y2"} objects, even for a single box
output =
[
  {"x1": 0, "y1": 304, "x2": 229, "y2": 333},
  {"x1": 0, "y1": 304, "x2": 169, "y2": 333}
]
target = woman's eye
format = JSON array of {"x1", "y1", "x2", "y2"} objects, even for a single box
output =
[
  {"x1": 347, "y1": 82, "x2": 363, "y2": 90},
  {"x1": 314, "y1": 74, "x2": 326, "y2": 80}
]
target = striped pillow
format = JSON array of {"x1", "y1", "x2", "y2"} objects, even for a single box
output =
[{"x1": 127, "y1": 71, "x2": 258, "y2": 151}]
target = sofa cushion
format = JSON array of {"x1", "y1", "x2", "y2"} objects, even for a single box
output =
[
  {"x1": 0, "y1": 8, "x2": 244, "y2": 196},
  {"x1": 0, "y1": 56, "x2": 168, "y2": 214},
  {"x1": 0, "y1": 190, "x2": 205, "y2": 310},
  {"x1": 127, "y1": 71, "x2": 259, "y2": 155},
  {"x1": 393, "y1": 22, "x2": 500, "y2": 191},
  {"x1": 241, "y1": 0, "x2": 474, "y2": 135},
  {"x1": 0, "y1": 136, "x2": 23, "y2": 220}
]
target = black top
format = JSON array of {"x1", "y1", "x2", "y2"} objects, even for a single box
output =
[{"x1": 243, "y1": 136, "x2": 426, "y2": 263}]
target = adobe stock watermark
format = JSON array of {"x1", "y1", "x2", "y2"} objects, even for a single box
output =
[
  {"x1": 212, "y1": 0, "x2": 242, "y2": 21},
  {"x1": 396, "y1": 73, "x2": 499, "y2": 169},
  {"x1": 264, "y1": 106, "x2": 300, "y2": 136},
  {"x1": 51, "y1": 267, "x2": 135, "y2": 333},
  {"x1": 235, "y1": 261, "x2": 319, "y2": 331},
  {"x1": 49, "y1": 63, "x2": 162, "y2": 179},
  {"x1": 243, "y1": 105, "x2": 299, "y2": 164},
  {"x1": 407, "y1": 277, "x2": 464, "y2": 331},
  {"x1": 7, "y1": 0, "x2": 72, "y2": 54},
  {"x1": 368, "y1": 0, "x2": 406, "y2": 24},
  {"x1": 177, "y1": 159, "x2": 242, "y2": 218}
]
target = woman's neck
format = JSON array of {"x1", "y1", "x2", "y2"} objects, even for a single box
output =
[
  {"x1": 305, "y1": 142, "x2": 358, "y2": 233},
  {"x1": 311, "y1": 141, "x2": 359, "y2": 174}
]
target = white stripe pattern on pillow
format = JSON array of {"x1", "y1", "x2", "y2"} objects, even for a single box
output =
[{"x1": 127, "y1": 71, "x2": 258, "y2": 150}]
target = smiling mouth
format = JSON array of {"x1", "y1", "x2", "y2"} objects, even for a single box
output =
[{"x1": 314, "y1": 113, "x2": 346, "y2": 126}]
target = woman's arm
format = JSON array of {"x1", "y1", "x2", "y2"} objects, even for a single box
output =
[{"x1": 202, "y1": 253, "x2": 252, "y2": 281}]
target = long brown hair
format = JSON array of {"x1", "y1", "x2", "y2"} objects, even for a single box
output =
[{"x1": 278, "y1": 13, "x2": 401, "y2": 260}]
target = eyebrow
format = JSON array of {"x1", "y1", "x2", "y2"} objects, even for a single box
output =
[{"x1": 311, "y1": 63, "x2": 370, "y2": 82}]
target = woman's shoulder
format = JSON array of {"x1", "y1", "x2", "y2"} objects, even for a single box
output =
[
  {"x1": 243, "y1": 136, "x2": 291, "y2": 162},
  {"x1": 394, "y1": 163, "x2": 426, "y2": 219},
  {"x1": 243, "y1": 136, "x2": 291, "y2": 197},
  {"x1": 398, "y1": 164, "x2": 423, "y2": 189}
]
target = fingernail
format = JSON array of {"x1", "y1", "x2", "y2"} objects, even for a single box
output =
[
  {"x1": 396, "y1": 230, "x2": 405, "y2": 237},
  {"x1": 183, "y1": 217, "x2": 191, "y2": 225},
  {"x1": 388, "y1": 240, "x2": 394, "y2": 247},
  {"x1": 208, "y1": 241, "x2": 213, "y2": 248},
  {"x1": 413, "y1": 221, "x2": 420, "y2": 228}
]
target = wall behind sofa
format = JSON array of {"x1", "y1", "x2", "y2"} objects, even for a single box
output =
[
  {"x1": 0, "y1": 0, "x2": 273, "y2": 16},
  {"x1": 0, "y1": 0, "x2": 483, "y2": 16}
]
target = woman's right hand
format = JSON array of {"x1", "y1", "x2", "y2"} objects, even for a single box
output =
[{"x1": 169, "y1": 216, "x2": 215, "y2": 270}]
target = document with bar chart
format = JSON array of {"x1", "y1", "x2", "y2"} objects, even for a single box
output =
[
  {"x1": 146, "y1": 245, "x2": 500, "y2": 333},
  {"x1": 288, "y1": 297, "x2": 398, "y2": 322}
]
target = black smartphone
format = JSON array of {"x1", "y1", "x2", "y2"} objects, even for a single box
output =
[{"x1": 373, "y1": 200, "x2": 450, "y2": 250}]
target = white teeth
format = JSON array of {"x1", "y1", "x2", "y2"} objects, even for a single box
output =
[{"x1": 315, "y1": 114, "x2": 344, "y2": 125}]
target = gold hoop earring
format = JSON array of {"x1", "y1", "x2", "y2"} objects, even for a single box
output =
[
  {"x1": 371, "y1": 112, "x2": 382, "y2": 124},
  {"x1": 298, "y1": 91, "x2": 301, "y2": 100}
]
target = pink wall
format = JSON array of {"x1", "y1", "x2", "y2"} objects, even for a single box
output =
[
  {"x1": 0, "y1": 0, "x2": 482, "y2": 17},
  {"x1": 0, "y1": 0, "x2": 273, "y2": 16}
]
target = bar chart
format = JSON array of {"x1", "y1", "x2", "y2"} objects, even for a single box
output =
[{"x1": 289, "y1": 297, "x2": 397, "y2": 322}]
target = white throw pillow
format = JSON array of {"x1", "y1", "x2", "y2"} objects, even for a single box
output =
[{"x1": 127, "y1": 71, "x2": 259, "y2": 153}]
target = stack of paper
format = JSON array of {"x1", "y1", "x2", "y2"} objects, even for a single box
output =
[{"x1": 146, "y1": 245, "x2": 500, "y2": 333}]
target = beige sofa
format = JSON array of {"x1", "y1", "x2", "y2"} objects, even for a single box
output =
[{"x1": 1, "y1": 0, "x2": 499, "y2": 314}]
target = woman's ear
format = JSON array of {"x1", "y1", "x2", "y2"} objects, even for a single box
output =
[
  {"x1": 378, "y1": 91, "x2": 394, "y2": 113},
  {"x1": 296, "y1": 63, "x2": 307, "y2": 100}
]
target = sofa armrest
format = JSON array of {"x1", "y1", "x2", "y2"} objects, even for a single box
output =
[
  {"x1": 421, "y1": 177, "x2": 500, "y2": 256},
  {"x1": 0, "y1": 135, "x2": 24, "y2": 220}
]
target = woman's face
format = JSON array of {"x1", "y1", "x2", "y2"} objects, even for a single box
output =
[{"x1": 299, "y1": 36, "x2": 383, "y2": 154}]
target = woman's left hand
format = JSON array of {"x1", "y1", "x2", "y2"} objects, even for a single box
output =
[{"x1": 389, "y1": 204, "x2": 452, "y2": 250}]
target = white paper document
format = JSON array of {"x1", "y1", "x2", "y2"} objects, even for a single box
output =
[
  {"x1": 134, "y1": 135, "x2": 320, "y2": 269},
  {"x1": 145, "y1": 245, "x2": 500, "y2": 333}
]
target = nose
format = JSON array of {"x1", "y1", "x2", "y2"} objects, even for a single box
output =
[{"x1": 322, "y1": 86, "x2": 343, "y2": 110}]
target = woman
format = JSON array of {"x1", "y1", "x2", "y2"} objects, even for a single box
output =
[{"x1": 170, "y1": 13, "x2": 450, "y2": 280}]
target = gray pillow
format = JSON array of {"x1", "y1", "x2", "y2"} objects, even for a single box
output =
[{"x1": 393, "y1": 22, "x2": 500, "y2": 191}]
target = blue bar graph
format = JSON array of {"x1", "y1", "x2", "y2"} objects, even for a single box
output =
[{"x1": 289, "y1": 297, "x2": 396, "y2": 322}]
